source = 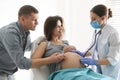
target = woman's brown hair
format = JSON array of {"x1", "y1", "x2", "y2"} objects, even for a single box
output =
[
  {"x1": 91, "y1": 4, "x2": 112, "y2": 19},
  {"x1": 44, "y1": 16, "x2": 64, "y2": 41}
]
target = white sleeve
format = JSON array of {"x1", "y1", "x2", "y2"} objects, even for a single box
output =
[{"x1": 107, "y1": 32, "x2": 120, "y2": 66}]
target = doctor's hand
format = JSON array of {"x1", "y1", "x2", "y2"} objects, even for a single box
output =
[
  {"x1": 70, "y1": 50, "x2": 85, "y2": 57},
  {"x1": 80, "y1": 58, "x2": 98, "y2": 66}
]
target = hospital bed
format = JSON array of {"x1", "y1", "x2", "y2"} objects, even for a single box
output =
[
  {"x1": 31, "y1": 36, "x2": 50, "y2": 80},
  {"x1": 30, "y1": 36, "x2": 115, "y2": 80}
]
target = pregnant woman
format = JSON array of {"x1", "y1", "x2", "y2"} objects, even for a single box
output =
[{"x1": 31, "y1": 15, "x2": 114, "y2": 80}]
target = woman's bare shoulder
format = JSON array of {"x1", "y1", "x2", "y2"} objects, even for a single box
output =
[{"x1": 38, "y1": 41, "x2": 48, "y2": 47}]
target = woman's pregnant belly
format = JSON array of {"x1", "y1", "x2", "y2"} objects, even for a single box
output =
[{"x1": 62, "y1": 52, "x2": 85, "y2": 69}]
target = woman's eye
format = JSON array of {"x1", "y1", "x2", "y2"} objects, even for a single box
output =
[
  {"x1": 92, "y1": 18, "x2": 96, "y2": 21},
  {"x1": 56, "y1": 26, "x2": 60, "y2": 28},
  {"x1": 93, "y1": 18, "x2": 96, "y2": 20},
  {"x1": 56, "y1": 26, "x2": 59, "y2": 28}
]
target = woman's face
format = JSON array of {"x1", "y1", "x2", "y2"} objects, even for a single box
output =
[
  {"x1": 53, "y1": 20, "x2": 64, "y2": 37},
  {"x1": 90, "y1": 12, "x2": 103, "y2": 25}
]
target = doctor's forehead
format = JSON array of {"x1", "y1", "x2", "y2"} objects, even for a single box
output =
[{"x1": 90, "y1": 12, "x2": 99, "y2": 20}]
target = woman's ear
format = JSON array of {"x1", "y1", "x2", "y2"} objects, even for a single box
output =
[{"x1": 101, "y1": 15, "x2": 107, "y2": 20}]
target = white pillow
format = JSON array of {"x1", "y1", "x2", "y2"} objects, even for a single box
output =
[{"x1": 31, "y1": 36, "x2": 50, "y2": 80}]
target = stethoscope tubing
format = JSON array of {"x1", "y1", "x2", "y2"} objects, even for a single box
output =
[
  {"x1": 83, "y1": 30, "x2": 101, "y2": 57},
  {"x1": 82, "y1": 30, "x2": 101, "y2": 67}
]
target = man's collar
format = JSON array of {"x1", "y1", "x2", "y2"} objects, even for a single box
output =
[{"x1": 16, "y1": 21, "x2": 30, "y2": 37}]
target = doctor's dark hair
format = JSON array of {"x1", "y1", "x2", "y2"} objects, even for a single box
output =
[
  {"x1": 91, "y1": 4, "x2": 112, "y2": 19},
  {"x1": 44, "y1": 16, "x2": 64, "y2": 41},
  {"x1": 18, "y1": 5, "x2": 38, "y2": 19}
]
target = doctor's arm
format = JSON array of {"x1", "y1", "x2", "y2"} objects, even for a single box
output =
[
  {"x1": 97, "y1": 59, "x2": 110, "y2": 65},
  {"x1": 80, "y1": 57, "x2": 110, "y2": 66},
  {"x1": 80, "y1": 34, "x2": 120, "y2": 66},
  {"x1": 106, "y1": 32, "x2": 120, "y2": 66},
  {"x1": 81, "y1": 50, "x2": 110, "y2": 66}
]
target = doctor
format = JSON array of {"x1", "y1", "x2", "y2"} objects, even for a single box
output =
[{"x1": 72, "y1": 4, "x2": 120, "y2": 80}]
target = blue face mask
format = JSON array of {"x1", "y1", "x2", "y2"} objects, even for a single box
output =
[{"x1": 90, "y1": 21, "x2": 101, "y2": 29}]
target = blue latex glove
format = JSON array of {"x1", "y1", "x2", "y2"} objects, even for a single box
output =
[
  {"x1": 70, "y1": 50, "x2": 85, "y2": 57},
  {"x1": 80, "y1": 58, "x2": 98, "y2": 66}
]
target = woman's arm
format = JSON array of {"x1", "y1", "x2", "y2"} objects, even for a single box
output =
[
  {"x1": 31, "y1": 41, "x2": 65, "y2": 68},
  {"x1": 31, "y1": 53, "x2": 65, "y2": 68},
  {"x1": 32, "y1": 41, "x2": 47, "y2": 59}
]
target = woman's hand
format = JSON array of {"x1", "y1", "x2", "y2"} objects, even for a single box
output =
[
  {"x1": 70, "y1": 50, "x2": 85, "y2": 57},
  {"x1": 49, "y1": 53, "x2": 65, "y2": 63},
  {"x1": 63, "y1": 45, "x2": 76, "y2": 53}
]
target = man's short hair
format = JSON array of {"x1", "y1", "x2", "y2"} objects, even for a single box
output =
[{"x1": 18, "y1": 5, "x2": 38, "y2": 18}]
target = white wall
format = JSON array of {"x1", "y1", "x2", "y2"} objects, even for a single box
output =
[{"x1": 0, "y1": 0, "x2": 107, "y2": 80}]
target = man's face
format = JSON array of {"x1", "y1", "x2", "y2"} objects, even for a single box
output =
[{"x1": 21, "y1": 13, "x2": 39, "y2": 31}]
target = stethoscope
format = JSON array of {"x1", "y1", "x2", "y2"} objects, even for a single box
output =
[{"x1": 82, "y1": 30, "x2": 101, "y2": 67}]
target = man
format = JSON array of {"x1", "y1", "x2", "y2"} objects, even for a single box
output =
[{"x1": 0, "y1": 5, "x2": 65, "y2": 80}]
